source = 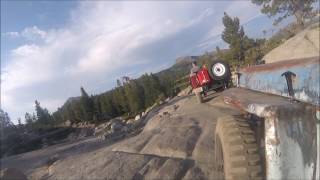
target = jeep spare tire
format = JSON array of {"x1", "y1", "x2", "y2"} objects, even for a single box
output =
[{"x1": 210, "y1": 60, "x2": 230, "y2": 80}]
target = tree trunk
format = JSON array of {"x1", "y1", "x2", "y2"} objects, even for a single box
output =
[
  {"x1": 291, "y1": 0, "x2": 305, "y2": 29},
  {"x1": 294, "y1": 10, "x2": 305, "y2": 29}
]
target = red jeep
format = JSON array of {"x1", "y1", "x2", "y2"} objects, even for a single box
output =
[{"x1": 190, "y1": 61, "x2": 230, "y2": 103}]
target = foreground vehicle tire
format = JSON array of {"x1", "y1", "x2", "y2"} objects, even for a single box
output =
[
  {"x1": 210, "y1": 60, "x2": 230, "y2": 81},
  {"x1": 215, "y1": 116, "x2": 263, "y2": 180}
]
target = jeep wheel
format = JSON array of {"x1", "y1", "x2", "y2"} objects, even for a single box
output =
[
  {"x1": 215, "y1": 116, "x2": 263, "y2": 180},
  {"x1": 210, "y1": 60, "x2": 230, "y2": 81}
]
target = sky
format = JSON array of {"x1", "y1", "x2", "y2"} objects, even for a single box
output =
[{"x1": 1, "y1": 1, "x2": 288, "y2": 123}]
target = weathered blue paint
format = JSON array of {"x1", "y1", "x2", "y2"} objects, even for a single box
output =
[
  {"x1": 222, "y1": 88, "x2": 319, "y2": 180},
  {"x1": 239, "y1": 57, "x2": 320, "y2": 106}
]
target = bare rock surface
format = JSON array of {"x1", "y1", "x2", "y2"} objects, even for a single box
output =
[
  {"x1": 263, "y1": 23, "x2": 319, "y2": 63},
  {"x1": 0, "y1": 168, "x2": 28, "y2": 180},
  {"x1": 178, "y1": 86, "x2": 192, "y2": 97},
  {"x1": 1, "y1": 92, "x2": 242, "y2": 180}
]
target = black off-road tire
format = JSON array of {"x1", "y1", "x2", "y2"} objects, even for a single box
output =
[
  {"x1": 210, "y1": 60, "x2": 230, "y2": 81},
  {"x1": 215, "y1": 116, "x2": 263, "y2": 180}
]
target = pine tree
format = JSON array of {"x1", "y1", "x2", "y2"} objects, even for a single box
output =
[
  {"x1": 112, "y1": 87, "x2": 129, "y2": 114},
  {"x1": 0, "y1": 109, "x2": 13, "y2": 129},
  {"x1": 139, "y1": 74, "x2": 164, "y2": 108},
  {"x1": 25, "y1": 112, "x2": 34, "y2": 130},
  {"x1": 32, "y1": 113, "x2": 37, "y2": 122},
  {"x1": 80, "y1": 87, "x2": 95, "y2": 122},
  {"x1": 222, "y1": 12, "x2": 243, "y2": 63},
  {"x1": 159, "y1": 74, "x2": 175, "y2": 97},
  {"x1": 251, "y1": 0, "x2": 316, "y2": 27},
  {"x1": 93, "y1": 96, "x2": 102, "y2": 121},
  {"x1": 222, "y1": 12, "x2": 240, "y2": 45},
  {"x1": 25, "y1": 113, "x2": 33, "y2": 125},
  {"x1": 221, "y1": 13, "x2": 255, "y2": 65},
  {"x1": 101, "y1": 92, "x2": 117, "y2": 118},
  {"x1": 52, "y1": 108, "x2": 64, "y2": 125},
  {"x1": 64, "y1": 102, "x2": 78, "y2": 123},
  {"x1": 35, "y1": 100, "x2": 52, "y2": 127},
  {"x1": 35, "y1": 100, "x2": 42, "y2": 121},
  {"x1": 116, "y1": 79, "x2": 122, "y2": 87},
  {"x1": 17, "y1": 118, "x2": 22, "y2": 126},
  {"x1": 124, "y1": 80, "x2": 144, "y2": 114}
]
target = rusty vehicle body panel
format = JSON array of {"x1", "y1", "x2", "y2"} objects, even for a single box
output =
[{"x1": 222, "y1": 57, "x2": 320, "y2": 179}]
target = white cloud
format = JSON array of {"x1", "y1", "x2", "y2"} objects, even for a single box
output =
[
  {"x1": 64, "y1": 2, "x2": 218, "y2": 75},
  {"x1": 3, "y1": 44, "x2": 56, "y2": 91},
  {"x1": 2, "y1": 31, "x2": 20, "y2": 38},
  {"x1": 21, "y1": 26, "x2": 47, "y2": 41},
  {"x1": 2, "y1": 26, "x2": 48, "y2": 41}
]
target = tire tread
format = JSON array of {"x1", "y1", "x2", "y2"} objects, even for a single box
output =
[{"x1": 215, "y1": 116, "x2": 263, "y2": 180}]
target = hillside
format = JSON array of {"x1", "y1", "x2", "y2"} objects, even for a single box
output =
[
  {"x1": 52, "y1": 53, "x2": 215, "y2": 126},
  {"x1": 263, "y1": 23, "x2": 319, "y2": 63},
  {"x1": 0, "y1": 50, "x2": 221, "y2": 159},
  {"x1": 1, "y1": 91, "x2": 240, "y2": 179}
]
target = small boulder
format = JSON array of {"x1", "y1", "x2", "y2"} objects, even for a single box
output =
[
  {"x1": 111, "y1": 122, "x2": 123, "y2": 132},
  {"x1": 93, "y1": 127, "x2": 102, "y2": 136},
  {"x1": 104, "y1": 122, "x2": 111, "y2": 129},
  {"x1": 100, "y1": 133, "x2": 107, "y2": 140},
  {"x1": 64, "y1": 120, "x2": 72, "y2": 127},
  {"x1": 135, "y1": 114, "x2": 141, "y2": 121},
  {"x1": 121, "y1": 126, "x2": 129, "y2": 133},
  {"x1": 78, "y1": 128, "x2": 94, "y2": 138},
  {"x1": 126, "y1": 119, "x2": 134, "y2": 124},
  {"x1": 162, "y1": 111, "x2": 170, "y2": 116}
]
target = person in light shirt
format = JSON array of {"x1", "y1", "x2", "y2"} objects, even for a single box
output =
[{"x1": 190, "y1": 61, "x2": 200, "y2": 77}]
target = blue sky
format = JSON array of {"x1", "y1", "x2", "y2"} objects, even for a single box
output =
[{"x1": 1, "y1": 1, "x2": 290, "y2": 123}]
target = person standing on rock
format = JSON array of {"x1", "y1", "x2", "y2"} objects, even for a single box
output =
[
  {"x1": 190, "y1": 61, "x2": 203, "y2": 103},
  {"x1": 190, "y1": 61, "x2": 200, "y2": 77}
]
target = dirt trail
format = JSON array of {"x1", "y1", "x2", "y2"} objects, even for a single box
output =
[{"x1": 1, "y1": 92, "x2": 242, "y2": 180}]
